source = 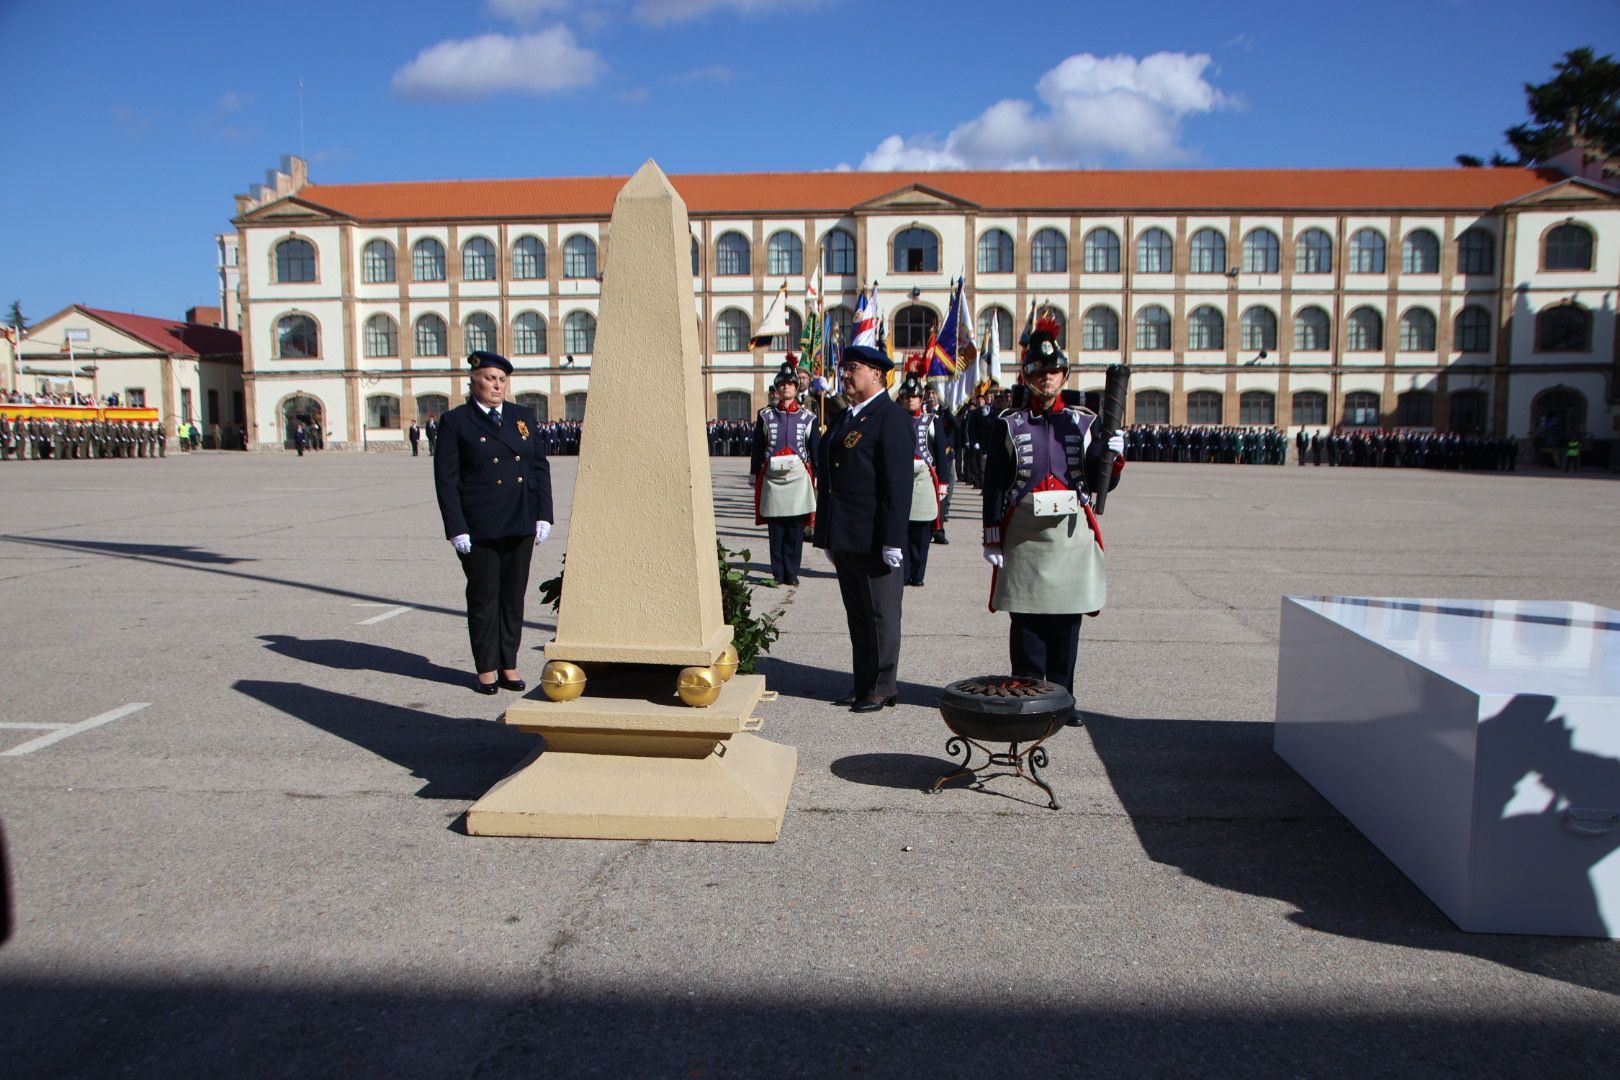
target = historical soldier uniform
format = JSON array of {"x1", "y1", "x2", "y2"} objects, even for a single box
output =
[
  {"x1": 899, "y1": 379, "x2": 947, "y2": 587},
  {"x1": 751, "y1": 366, "x2": 820, "y2": 586}
]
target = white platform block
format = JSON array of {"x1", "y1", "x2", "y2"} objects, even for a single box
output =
[{"x1": 1275, "y1": 596, "x2": 1620, "y2": 937}]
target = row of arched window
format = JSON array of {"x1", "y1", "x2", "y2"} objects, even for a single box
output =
[
  {"x1": 1132, "y1": 388, "x2": 1476, "y2": 429},
  {"x1": 358, "y1": 391, "x2": 583, "y2": 428},
  {"x1": 275, "y1": 310, "x2": 597, "y2": 360},
  {"x1": 274, "y1": 235, "x2": 598, "y2": 285}
]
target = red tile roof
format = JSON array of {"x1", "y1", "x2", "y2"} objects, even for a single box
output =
[
  {"x1": 82, "y1": 306, "x2": 241, "y2": 358},
  {"x1": 290, "y1": 167, "x2": 1570, "y2": 222}
]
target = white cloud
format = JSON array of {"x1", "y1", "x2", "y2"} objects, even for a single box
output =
[
  {"x1": 485, "y1": 0, "x2": 575, "y2": 20},
  {"x1": 392, "y1": 27, "x2": 605, "y2": 100},
  {"x1": 856, "y1": 51, "x2": 1235, "y2": 171}
]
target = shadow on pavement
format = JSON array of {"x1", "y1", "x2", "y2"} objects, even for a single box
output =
[
  {"x1": 0, "y1": 535, "x2": 254, "y2": 564},
  {"x1": 753, "y1": 656, "x2": 944, "y2": 709},
  {"x1": 258, "y1": 635, "x2": 469, "y2": 687},
  {"x1": 828, "y1": 752, "x2": 946, "y2": 790}
]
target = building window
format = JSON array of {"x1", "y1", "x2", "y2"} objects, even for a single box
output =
[
  {"x1": 1187, "y1": 390, "x2": 1222, "y2": 425},
  {"x1": 1342, "y1": 391, "x2": 1380, "y2": 427},
  {"x1": 895, "y1": 227, "x2": 940, "y2": 273},
  {"x1": 1136, "y1": 228, "x2": 1172, "y2": 273},
  {"x1": 767, "y1": 231, "x2": 803, "y2": 276},
  {"x1": 1402, "y1": 229, "x2": 1439, "y2": 274},
  {"x1": 564, "y1": 311, "x2": 597, "y2": 354},
  {"x1": 1544, "y1": 223, "x2": 1594, "y2": 270},
  {"x1": 276, "y1": 313, "x2": 318, "y2": 358},
  {"x1": 771, "y1": 309, "x2": 803, "y2": 353},
  {"x1": 414, "y1": 314, "x2": 447, "y2": 356},
  {"x1": 1080, "y1": 306, "x2": 1118, "y2": 351},
  {"x1": 126, "y1": 388, "x2": 146, "y2": 408},
  {"x1": 691, "y1": 235, "x2": 700, "y2": 275},
  {"x1": 1397, "y1": 390, "x2": 1434, "y2": 427},
  {"x1": 1294, "y1": 306, "x2": 1331, "y2": 351},
  {"x1": 1536, "y1": 305, "x2": 1591, "y2": 352},
  {"x1": 1296, "y1": 228, "x2": 1333, "y2": 274},
  {"x1": 1134, "y1": 389, "x2": 1169, "y2": 425},
  {"x1": 715, "y1": 309, "x2": 749, "y2": 352},
  {"x1": 1292, "y1": 390, "x2": 1327, "y2": 426},
  {"x1": 1082, "y1": 228, "x2": 1120, "y2": 273},
  {"x1": 1189, "y1": 228, "x2": 1226, "y2": 274},
  {"x1": 366, "y1": 394, "x2": 401, "y2": 430},
  {"x1": 826, "y1": 304, "x2": 853, "y2": 349},
  {"x1": 1240, "y1": 307, "x2": 1277, "y2": 352},
  {"x1": 275, "y1": 238, "x2": 316, "y2": 283},
  {"x1": 715, "y1": 231, "x2": 751, "y2": 276},
  {"x1": 563, "y1": 235, "x2": 597, "y2": 279},
  {"x1": 513, "y1": 236, "x2": 546, "y2": 280},
  {"x1": 1448, "y1": 389, "x2": 1487, "y2": 433},
  {"x1": 1135, "y1": 305, "x2": 1171, "y2": 350},
  {"x1": 463, "y1": 237, "x2": 496, "y2": 281},
  {"x1": 822, "y1": 228, "x2": 856, "y2": 275},
  {"x1": 1346, "y1": 307, "x2": 1383, "y2": 351},
  {"x1": 1399, "y1": 308, "x2": 1437, "y2": 351},
  {"x1": 894, "y1": 304, "x2": 937, "y2": 350},
  {"x1": 513, "y1": 312, "x2": 547, "y2": 355},
  {"x1": 417, "y1": 393, "x2": 449, "y2": 420},
  {"x1": 977, "y1": 229, "x2": 1014, "y2": 274},
  {"x1": 1348, "y1": 228, "x2": 1386, "y2": 273},
  {"x1": 362, "y1": 239, "x2": 396, "y2": 284},
  {"x1": 1454, "y1": 306, "x2": 1491, "y2": 353},
  {"x1": 413, "y1": 238, "x2": 446, "y2": 282},
  {"x1": 565, "y1": 391, "x2": 588, "y2": 421},
  {"x1": 1239, "y1": 391, "x2": 1275, "y2": 426},
  {"x1": 1187, "y1": 306, "x2": 1224, "y2": 351},
  {"x1": 977, "y1": 306, "x2": 1016, "y2": 352},
  {"x1": 465, "y1": 312, "x2": 497, "y2": 354},
  {"x1": 1457, "y1": 228, "x2": 1494, "y2": 275},
  {"x1": 516, "y1": 392, "x2": 548, "y2": 421},
  {"x1": 1029, "y1": 228, "x2": 1066, "y2": 273},
  {"x1": 363, "y1": 313, "x2": 398, "y2": 358},
  {"x1": 1242, "y1": 228, "x2": 1279, "y2": 274},
  {"x1": 716, "y1": 390, "x2": 752, "y2": 421}
]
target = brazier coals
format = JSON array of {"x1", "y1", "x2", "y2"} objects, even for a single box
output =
[{"x1": 931, "y1": 676, "x2": 1075, "y2": 809}]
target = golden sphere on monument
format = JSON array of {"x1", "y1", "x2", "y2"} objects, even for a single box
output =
[
  {"x1": 676, "y1": 665, "x2": 722, "y2": 707},
  {"x1": 713, "y1": 644, "x2": 739, "y2": 683},
  {"x1": 540, "y1": 660, "x2": 586, "y2": 702}
]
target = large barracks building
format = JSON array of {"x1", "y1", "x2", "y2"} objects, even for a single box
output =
[{"x1": 231, "y1": 154, "x2": 1619, "y2": 453}]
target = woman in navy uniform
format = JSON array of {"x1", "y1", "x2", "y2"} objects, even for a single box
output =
[
  {"x1": 751, "y1": 365, "x2": 820, "y2": 586},
  {"x1": 434, "y1": 351, "x2": 555, "y2": 694}
]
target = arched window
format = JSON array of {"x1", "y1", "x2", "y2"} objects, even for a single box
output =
[
  {"x1": 414, "y1": 314, "x2": 447, "y2": 356},
  {"x1": 1348, "y1": 228, "x2": 1386, "y2": 273},
  {"x1": 1187, "y1": 390, "x2": 1223, "y2": 425},
  {"x1": 565, "y1": 391, "x2": 588, "y2": 422},
  {"x1": 767, "y1": 231, "x2": 803, "y2": 276},
  {"x1": 1187, "y1": 306, "x2": 1224, "y2": 351},
  {"x1": 822, "y1": 228, "x2": 856, "y2": 275},
  {"x1": 417, "y1": 393, "x2": 449, "y2": 420},
  {"x1": 275, "y1": 238, "x2": 316, "y2": 283},
  {"x1": 1346, "y1": 307, "x2": 1383, "y2": 351},
  {"x1": 1081, "y1": 306, "x2": 1119, "y2": 351},
  {"x1": 1457, "y1": 228, "x2": 1494, "y2": 275},
  {"x1": 715, "y1": 231, "x2": 750, "y2": 276},
  {"x1": 1083, "y1": 228, "x2": 1120, "y2": 273},
  {"x1": 1544, "y1": 223, "x2": 1594, "y2": 270},
  {"x1": 1134, "y1": 389, "x2": 1170, "y2": 425},
  {"x1": 1135, "y1": 305, "x2": 1171, "y2": 350},
  {"x1": 1399, "y1": 308, "x2": 1437, "y2": 351},
  {"x1": 1397, "y1": 390, "x2": 1434, "y2": 427},
  {"x1": 1189, "y1": 228, "x2": 1226, "y2": 274},
  {"x1": 826, "y1": 304, "x2": 853, "y2": 348},
  {"x1": 280, "y1": 394, "x2": 324, "y2": 445},
  {"x1": 361, "y1": 239, "x2": 395, "y2": 284},
  {"x1": 513, "y1": 236, "x2": 546, "y2": 280},
  {"x1": 1402, "y1": 229, "x2": 1439, "y2": 274},
  {"x1": 1454, "y1": 305, "x2": 1491, "y2": 353},
  {"x1": 277, "y1": 314, "x2": 318, "y2": 358},
  {"x1": 691, "y1": 235, "x2": 700, "y2": 275},
  {"x1": 895, "y1": 227, "x2": 939, "y2": 273},
  {"x1": 715, "y1": 309, "x2": 750, "y2": 352},
  {"x1": 1294, "y1": 306, "x2": 1331, "y2": 351},
  {"x1": 1137, "y1": 228, "x2": 1173, "y2": 273},
  {"x1": 1296, "y1": 228, "x2": 1333, "y2": 274},
  {"x1": 1029, "y1": 228, "x2": 1066, "y2": 273},
  {"x1": 977, "y1": 229, "x2": 1014, "y2": 273},
  {"x1": 1240, "y1": 307, "x2": 1277, "y2": 352},
  {"x1": 1342, "y1": 391, "x2": 1381, "y2": 427},
  {"x1": 1239, "y1": 391, "x2": 1275, "y2": 426},
  {"x1": 1536, "y1": 304, "x2": 1591, "y2": 352},
  {"x1": 413, "y1": 238, "x2": 446, "y2": 282},
  {"x1": 563, "y1": 235, "x2": 597, "y2": 279},
  {"x1": 1242, "y1": 229, "x2": 1279, "y2": 274},
  {"x1": 564, "y1": 311, "x2": 597, "y2": 354},
  {"x1": 1448, "y1": 389, "x2": 1487, "y2": 433},
  {"x1": 894, "y1": 304, "x2": 937, "y2": 350},
  {"x1": 771, "y1": 309, "x2": 804, "y2": 353},
  {"x1": 464, "y1": 312, "x2": 497, "y2": 355},
  {"x1": 462, "y1": 237, "x2": 495, "y2": 281},
  {"x1": 366, "y1": 394, "x2": 400, "y2": 430},
  {"x1": 977, "y1": 306, "x2": 1015, "y2": 352},
  {"x1": 1292, "y1": 391, "x2": 1328, "y2": 426},
  {"x1": 363, "y1": 313, "x2": 397, "y2": 358},
  {"x1": 516, "y1": 392, "x2": 548, "y2": 422},
  {"x1": 512, "y1": 312, "x2": 547, "y2": 356},
  {"x1": 716, "y1": 390, "x2": 752, "y2": 422}
]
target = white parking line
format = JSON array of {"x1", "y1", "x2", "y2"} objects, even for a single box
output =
[
  {"x1": 1, "y1": 703, "x2": 150, "y2": 756},
  {"x1": 351, "y1": 603, "x2": 415, "y2": 625}
]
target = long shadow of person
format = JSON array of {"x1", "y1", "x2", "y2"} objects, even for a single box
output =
[{"x1": 258, "y1": 635, "x2": 468, "y2": 688}]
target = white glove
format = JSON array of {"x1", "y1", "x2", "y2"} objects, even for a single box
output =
[
  {"x1": 451, "y1": 533, "x2": 472, "y2": 555},
  {"x1": 1108, "y1": 432, "x2": 1125, "y2": 455},
  {"x1": 881, "y1": 546, "x2": 903, "y2": 568},
  {"x1": 535, "y1": 520, "x2": 551, "y2": 545},
  {"x1": 937, "y1": 483, "x2": 950, "y2": 498},
  {"x1": 982, "y1": 544, "x2": 1004, "y2": 568}
]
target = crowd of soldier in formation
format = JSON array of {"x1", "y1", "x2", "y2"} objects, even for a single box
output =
[
  {"x1": 1, "y1": 416, "x2": 167, "y2": 460},
  {"x1": 1125, "y1": 425, "x2": 1291, "y2": 465},
  {"x1": 707, "y1": 418, "x2": 756, "y2": 457},
  {"x1": 537, "y1": 421, "x2": 583, "y2": 456},
  {"x1": 1121, "y1": 424, "x2": 1518, "y2": 471}
]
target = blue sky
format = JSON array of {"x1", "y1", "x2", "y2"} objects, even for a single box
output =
[{"x1": 1, "y1": 0, "x2": 1615, "y2": 323}]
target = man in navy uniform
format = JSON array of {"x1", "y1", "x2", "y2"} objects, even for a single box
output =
[
  {"x1": 751, "y1": 365, "x2": 820, "y2": 586},
  {"x1": 813, "y1": 344, "x2": 912, "y2": 713},
  {"x1": 434, "y1": 351, "x2": 555, "y2": 695}
]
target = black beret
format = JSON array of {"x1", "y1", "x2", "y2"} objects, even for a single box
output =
[
  {"x1": 468, "y1": 350, "x2": 513, "y2": 374},
  {"x1": 841, "y1": 344, "x2": 893, "y2": 372}
]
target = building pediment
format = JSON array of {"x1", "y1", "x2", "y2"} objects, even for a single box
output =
[
  {"x1": 235, "y1": 195, "x2": 351, "y2": 226},
  {"x1": 1501, "y1": 177, "x2": 1620, "y2": 209},
  {"x1": 853, "y1": 183, "x2": 979, "y2": 213}
]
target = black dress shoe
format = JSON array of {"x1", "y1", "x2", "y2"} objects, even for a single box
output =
[
  {"x1": 498, "y1": 677, "x2": 527, "y2": 692},
  {"x1": 852, "y1": 695, "x2": 897, "y2": 713},
  {"x1": 832, "y1": 692, "x2": 861, "y2": 707},
  {"x1": 474, "y1": 680, "x2": 499, "y2": 696},
  {"x1": 932, "y1": 533, "x2": 949, "y2": 545}
]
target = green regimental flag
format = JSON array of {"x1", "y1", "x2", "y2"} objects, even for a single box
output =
[{"x1": 797, "y1": 311, "x2": 821, "y2": 372}]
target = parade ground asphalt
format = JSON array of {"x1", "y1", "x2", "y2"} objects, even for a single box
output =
[{"x1": 0, "y1": 449, "x2": 1617, "y2": 1079}]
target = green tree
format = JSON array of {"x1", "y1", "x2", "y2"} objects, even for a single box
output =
[
  {"x1": 5, "y1": 301, "x2": 25, "y2": 331},
  {"x1": 1457, "y1": 47, "x2": 1620, "y2": 167}
]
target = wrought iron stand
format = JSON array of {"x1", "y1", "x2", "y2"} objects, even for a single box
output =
[{"x1": 928, "y1": 733, "x2": 1060, "y2": 810}]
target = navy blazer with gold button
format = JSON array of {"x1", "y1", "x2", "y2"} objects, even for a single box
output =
[
  {"x1": 433, "y1": 401, "x2": 554, "y2": 541},
  {"x1": 812, "y1": 389, "x2": 912, "y2": 556}
]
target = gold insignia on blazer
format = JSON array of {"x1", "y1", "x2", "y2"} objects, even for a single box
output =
[
  {"x1": 516, "y1": 420, "x2": 529, "y2": 439},
  {"x1": 843, "y1": 431, "x2": 862, "y2": 448}
]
